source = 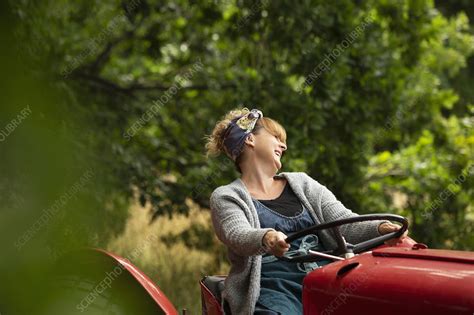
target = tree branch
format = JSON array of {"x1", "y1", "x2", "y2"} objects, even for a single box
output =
[
  {"x1": 69, "y1": 71, "x2": 133, "y2": 95},
  {"x1": 69, "y1": 71, "x2": 237, "y2": 95},
  {"x1": 87, "y1": 35, "x2": 128, "y2": 74},
  {"x1": 82, "y1": 8, "x2": 145, "y2": 74}
]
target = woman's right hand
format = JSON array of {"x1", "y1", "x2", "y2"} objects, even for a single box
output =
[{"x1": 263, "y1": 230, "x2": 290, "y2": 257}]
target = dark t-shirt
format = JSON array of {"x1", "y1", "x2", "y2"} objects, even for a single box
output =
[{"x1": 258, "y1": 181, "x2": 303, "y2": 216}]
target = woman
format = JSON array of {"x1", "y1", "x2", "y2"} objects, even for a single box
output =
[{"x1": 205, "y1": 107, "x2": 407, "y2": 315}]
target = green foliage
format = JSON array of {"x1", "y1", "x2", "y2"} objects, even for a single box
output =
[
  {"x1": 11, "y1": 0, "x2": 474, "y2": 247},
  {"x1": 364, "y1": 116, "x2": 473, "y2": 249}
]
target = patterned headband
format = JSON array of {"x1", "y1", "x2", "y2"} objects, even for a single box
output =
[{"x1": 223, "y1": 109, "x2": 263, "y2": 161}]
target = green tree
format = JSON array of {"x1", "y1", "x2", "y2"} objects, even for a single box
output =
[
  {"x1": 10, "y1": 0, "x2": 473, "y2": 247},
  {"x1": 3, "y1": 0, "x2": 473, "y2": 311}
]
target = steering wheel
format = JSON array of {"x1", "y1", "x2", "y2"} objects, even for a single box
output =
[{"x1": 277, "y1": 214, "x2": 408, "y2": 263}]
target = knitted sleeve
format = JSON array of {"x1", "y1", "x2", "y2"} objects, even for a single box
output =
[
  {"x1": 210, "y1": 189, "x2": 275, "y2": 256},
  {"x1": 303, "y1": 173, "x2": 391, "y2": 244}
]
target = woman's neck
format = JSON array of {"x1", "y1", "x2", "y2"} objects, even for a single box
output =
[{"x1": 240, "y1": 171, "x2": 284, "y2": 199}]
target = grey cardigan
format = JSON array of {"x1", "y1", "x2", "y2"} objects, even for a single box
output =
[{"x1": 209, "y1": 171, "x2": 389, "y2": 315}]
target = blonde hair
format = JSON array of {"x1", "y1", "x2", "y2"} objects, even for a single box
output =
[{"x1": 204, "y1": 107, "x2": 287, "y2": 171}]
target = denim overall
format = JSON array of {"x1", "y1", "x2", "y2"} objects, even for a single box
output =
[{"x1": 253, "y1": 198, "x2": 331, "y2": 314}]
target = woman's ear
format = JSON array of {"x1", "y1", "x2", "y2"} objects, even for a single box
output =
[{"x1": 244, "y1": 133, "x2": 256, "y2": 148}]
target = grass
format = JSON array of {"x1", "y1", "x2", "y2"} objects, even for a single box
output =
[{"x1": 107, "y1": 197, "x2": 229, "y2": 314}]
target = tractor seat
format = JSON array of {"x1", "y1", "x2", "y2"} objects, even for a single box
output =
[
  {"x1": 201, "y1": 275, "x2": 231, "y2": 314},
  {"x1": 202, "y1": 275, "x2": 226, "y2": 304}
]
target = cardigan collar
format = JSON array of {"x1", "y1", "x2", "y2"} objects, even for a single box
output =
[
  {"x1": 234, "y1": 172, "x2": 288, "y2": 198},
  {"x1": 232, "y1": 172, "x2": 321, "y2": 225}
]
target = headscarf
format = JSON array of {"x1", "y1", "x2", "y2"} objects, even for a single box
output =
[{"x1": 223, "y1": 109, "x2": 263, "y2": 161}]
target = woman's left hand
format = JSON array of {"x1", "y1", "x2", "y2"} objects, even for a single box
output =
[{"x1": 378, "y1": 222, "x2": 409, "y2": 246}]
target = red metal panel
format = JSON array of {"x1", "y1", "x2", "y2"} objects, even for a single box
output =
[
  {"x1": 372, "y1": 247, "x2": 474, "y2": 264},
  {"x1": 303, "y1": 246, "x2": 474, "y2": 315},
  {"x1": 93, "y1": 248, "x2": 179, "y2": 315}
]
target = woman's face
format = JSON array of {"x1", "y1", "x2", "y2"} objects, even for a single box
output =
[{"x1": 250, "y1": 128, "x2": 287, "y2": 170}]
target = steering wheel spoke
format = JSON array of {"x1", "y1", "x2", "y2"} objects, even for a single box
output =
[{"x1": 277, "y1": 214, "x2": 408, "y2": 263}]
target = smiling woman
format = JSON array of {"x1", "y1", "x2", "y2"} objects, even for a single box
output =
[
  {"x1": 204, "y1": 107, "x2": 400, "y2": 314},
  {"x1": 205, "y1": 107, "x2": 287, "y2": 174}
]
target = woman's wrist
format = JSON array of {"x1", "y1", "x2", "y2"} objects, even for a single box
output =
[
  {"x1": 262, "y1": 229, "x2": 275, "y2": 247},
  {"x1": 261, "y1": 230, "x2": 290, "y2": 256},
  {"x1": 378, "y1": 221, "x2": 404, "y2": 235},
  {"x1": 377, "y1": 222, "x2": 385, "y2": 235}
]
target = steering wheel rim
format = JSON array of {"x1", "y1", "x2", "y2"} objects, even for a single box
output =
[{"x1": 277, "y1": 213, "x2": 408, "y2": 263}]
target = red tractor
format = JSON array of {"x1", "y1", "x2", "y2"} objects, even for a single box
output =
[{"x1": 44, "y1": 214, "x2": 474, "y2": 314}]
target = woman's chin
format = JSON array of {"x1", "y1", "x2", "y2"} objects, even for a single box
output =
[{"x1": 274, "y1": 159, "x2": 282, "y2": 170}]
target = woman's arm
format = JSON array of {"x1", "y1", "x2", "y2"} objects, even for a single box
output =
[
  {"x1": 210, "y1": 190, "x2": 275, "y2": 256},
  {"x1": 304, "y1": 173, "x2": 391, "y2": 244},
  {"x1": 320, "y1": 186, "x2": 390, "y2": 243}
]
